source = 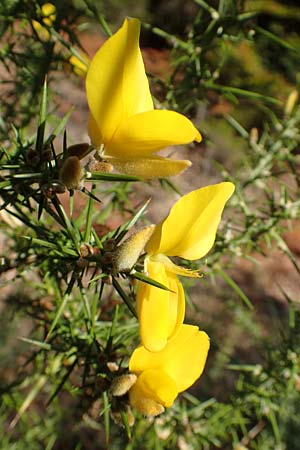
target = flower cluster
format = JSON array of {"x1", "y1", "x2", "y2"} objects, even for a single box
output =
[
  {"x1": 31, "y1": 3, "x2": 90, "y2": 76},
  {"x1": 85, "y1": 18, "x2": 235, "y2": 416},
  {"x1": 116, "y1": 181, "x2": 234, "y2": 416},
  {"x1": 85, "y1": 18, "x2": 201, "y2": 180}
]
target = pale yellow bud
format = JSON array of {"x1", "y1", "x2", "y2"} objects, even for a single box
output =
[
  {"x1": 110, "y1": 374, "x2": 137, "y2": 397},
  {"x1": 69, "y1": 53, "x2": 90, "y2": 77},
  {"x1": 249, "y1": 127, "x2": 258, "y2": 144},
  {"x1": 113, "y1": 225, "x2": 155, "y2": 272},
  {"x1": 285, "y1": 90, "x2": 298, "y2": 116},
  {"x1": 41, "y1": 3, "x2": 56, "y2": 26},
  {"x1": 107, "y1": 362, "x2": 119, "y2": 372},
  {"x1": 59, "y1": 156, "x2": 83, "y2": 190}
]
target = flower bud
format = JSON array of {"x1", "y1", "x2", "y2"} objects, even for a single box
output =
[
  {"x1": 80, "y1": 244, "x2": 94, "y2": 258},
  {"x1": 26, "y1": 148, "x2": 39, "y2": 166},
  {"x1": 69, "y1": 53, "x2": 90, "y2": 77},
  {"x1": 107, "y1": 362, "x2": 119, "y2": 372},
  {"x1": 59, "y1": 156, "x2": 83, "y2": 190},
  {"x1": 110, "y1": 374, "x2": 137, "y2": 397},
  {"x1": 285, "y1": 90, "x2": 298, "y2": 116},
  {"x1": 114, "y1": 225, "x2": 155, "y2": 272},
  {"x1": 41, "y1": 3, "x2": 56, "y2": 26},
  {"x1": 66, "y1": 143, "x2": 91, "y2": 160}
]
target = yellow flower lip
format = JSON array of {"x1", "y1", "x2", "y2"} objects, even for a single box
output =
[
  {"x1": 128, "y1": 324, "x2": 210, "y2": 415},
  {"x1": 86, "y1": 18, "x2": 201, "y2": 179}
]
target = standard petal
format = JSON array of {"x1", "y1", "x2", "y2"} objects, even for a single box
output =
[
  {"x1": 107, "y1": 155, "x2": 191, "y2": 179},
  {"x1": 105, "y1": 110, "x2": 201, "y2": 158},
  {"x1": 129, "y1": 369, "x2": 178, "y2": 411},
  {"x1": 147, "y1": 182, "x2": 235, "y2": 260},
  {"x1": 86, "y1": 18, "x2": 153, "y2": 144},
  {"x1": 129, "y1": 324, "x2": 210, "y2": 393}
]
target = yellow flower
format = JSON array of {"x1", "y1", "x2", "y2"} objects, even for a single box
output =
[
  {"x1": 86, "y1": 18, "x2": 201, "y2": 179},
  {"x1": 129, "y1": 324, "x2": 210, "y2": 416},
  {"x1": 137, "y1": 181, "x2": 235, "y2": 351},
  {"x1": 32, "y1": 3, "x2": 56, "y2": 41}
]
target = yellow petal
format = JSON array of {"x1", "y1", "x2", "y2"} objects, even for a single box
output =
[
  {"x1": 137, "y1": 259, "x2": 170, "y2": 352},
  {"x1": 129, "y1": 369, "x2": 178, "y2": 411},
  {"x1": 107, "y1": 155, "x2": 191, "y2": 179},
  {"x1": 105, "y1": 110, "x2": 201, "y2": 158},
  {"x1": 86, "y1": 18, "x2": 153, "y2": 145},
  {"x1": 129, "y1": 325, "x2": 210, "y2": 393},
  {"x1": 147, "y1": 182, "x2": 235, "y2": 260}
]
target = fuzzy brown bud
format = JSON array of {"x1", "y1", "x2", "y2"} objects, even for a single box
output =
[
  {"x1": 59, "y1": 156, "x2": 83, "y2": 190},
  {"x1": 26, "y1": 149, "x2": 40, "y2": 166},
  {"x1": 66, "y1": 143, "x2": 91, "y2": 160}
]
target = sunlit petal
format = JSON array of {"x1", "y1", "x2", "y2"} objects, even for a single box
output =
[
  {"x1": 147, "y1": 182, "x2": 235, "y2": 259},
  {"x1": 86, "y1": 18, "x2": 153, "y2": 145},
  {"x1": 105, "y1": 109, "x2": 201, "y2": 157},
  {"x1": 130, "y1": 324, "x2": 210, "y2": 393},
  {"x1": 107, "y1": 155, "x2": 191, "y2": 179}
]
